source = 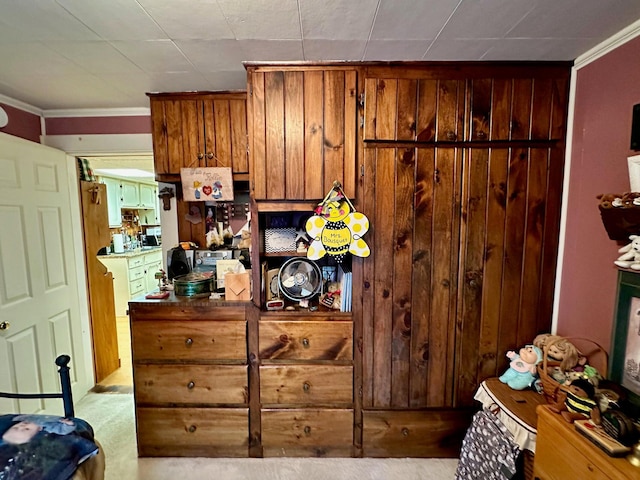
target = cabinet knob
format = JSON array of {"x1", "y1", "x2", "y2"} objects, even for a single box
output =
[
  {"x1": 207, "y1": 152, "x2": 214, "y2": 160},
  {"x1": 0, "y1": 321, "x2": 10, "y2": 330},
  {"x1": 476, "y1": 131, "x2": 486, "y2": 139},
  {"x1": 446, "y1": 131, "x2": 456, "y2": 141},
  {"x1": 302, "y1": 382, "x2": 311, "y2": 392},
  {"x1": 302, "y1": 338, "x2": 310, "y2": 348},
  {"x1": 304, "y1": 425, "x2": 311, "y2": 435},
  {"x1": 185, "y1": 338, "x2": 193, "y2": 346},
  {"x1": 188, "y1": 425, "x2": 197, "y2": 433},
  {"x1": 187, "y1": 381, "x2": 195, "y2": 389},
  {"x1": 401, "y1": 427, "x2": 410, "y2": 437},
  {"x1": 197, "y1": 152, "x2": 204, "y2": 160}
]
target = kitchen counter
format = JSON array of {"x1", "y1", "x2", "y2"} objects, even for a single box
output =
[{"x1": 98, "y1": 246, "x2": 162, "y2": 258}]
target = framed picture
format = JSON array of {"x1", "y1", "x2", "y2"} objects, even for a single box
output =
[
  {"x1": 627, "y1": 154, "x2": 640, "y2": 192},
  {"x1": 180, "y1": 167, "x2": 234, "y2": 202},
  {"x1": 611, "y1": 270, "x2": 640, "y2": 404}
]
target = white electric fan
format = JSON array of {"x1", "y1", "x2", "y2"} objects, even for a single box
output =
[{"x1": 277, "y1": 258, "x2": 322, "y2": 302}]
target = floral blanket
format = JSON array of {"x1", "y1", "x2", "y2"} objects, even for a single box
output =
[{"x1": 0, "y1": 414, "x2": 98, "y2": 480}]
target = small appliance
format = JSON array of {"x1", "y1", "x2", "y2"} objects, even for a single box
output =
[
  {"x1": 167, "y1": 247, "x2": 194, "y2": 280},
  {"x1": 194, "y1": 249, "x2": 233, "y2": 273}
]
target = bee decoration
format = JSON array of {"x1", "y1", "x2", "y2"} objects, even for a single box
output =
[{"x1": 305, "y1": 181, "x2": 370, "y2": 263}]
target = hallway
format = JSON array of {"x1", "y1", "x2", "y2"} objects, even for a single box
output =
[{"x1": 94, "y1": 315, "x2": 133, "y2": 392}]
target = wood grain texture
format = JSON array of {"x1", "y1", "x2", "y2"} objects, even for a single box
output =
[
  {"x1": 261, "y1": 409, "x2": 353, "y2": 449},
  {"x1": 285, "y1": 71, "x2": 305, "y2": 199},
  {"x1": 251, "y1": 71, "x2": 267, "y2": 199},
  {"x1": 259, "y1": 365, "x2": 353, "y2": 404},
  {"x1": 134, "y1": 364, "x2": 248, "y2": 404},
  {"x1": 303, "y1": 70, "x2": 325, "y2": 200},
  {"x1": 265, "y1": 71, "x2": 286, "y2": 199}
]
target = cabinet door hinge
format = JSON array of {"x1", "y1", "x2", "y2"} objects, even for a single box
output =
[
  {"x1": 360, "y1": 115, "x2": 364, "y2": 129},
  {"x1": 360, "y1": 164, "x2": 365, "y2": 177},
  {"x1": 359, "y1": 93, "x2": 365, "y2": 108}
]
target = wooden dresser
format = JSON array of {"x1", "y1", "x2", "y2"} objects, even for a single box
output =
[
  {"x1": 534, "y1": 405, "x2": 638, "y2": 479},
  {"x1": 129, "y1": 298, "x2": 249, "y2": 457},
  {"x1": 258, "y1": 312, "x2": 354, "y2": 457}
]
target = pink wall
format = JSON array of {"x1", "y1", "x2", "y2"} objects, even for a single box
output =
[
  {"x1": 0, "y1": 103, "x2": 41, "y2": 143},
  {"x1": 557, "y1": 36, "x2": 640, "y2": 353},
  {"x1": 45, "y1": 115, "x2": 150, "y2": 135}
]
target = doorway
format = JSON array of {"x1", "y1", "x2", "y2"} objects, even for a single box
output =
[{"x1": 82, "y1": 155, "x2": 156, "y2": 391}]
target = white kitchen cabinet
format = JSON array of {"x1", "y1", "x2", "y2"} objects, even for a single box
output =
[
  {"x1": 98, "y1": 249, "x2": 163, "y2": 316},
  {"x1": 121, "y1": 180, "x2": 140, "y2": 208},
  {"x1": 102, "y1": 177, "x2": 123, "y2": 227},
  {"x1": 139, "y1": 183, "x2": 156, "y2": 208}
]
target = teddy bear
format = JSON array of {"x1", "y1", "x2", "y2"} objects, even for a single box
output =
[
  {"x1": 319, "y1": 282, "x2": 341, "y2": 310},
  {"x1": 237, "y1": 229, "x2": 251, "y2": 250},
  {"x1": 614, "y1": 234, "x2": 640, "y2": 270},
  {"x1": 549, "y1": 378, "x2": 601, "y2": 424},
  {"x1": 596, "y1": 193, "x2": 622, "y2": 209},
  {"x1": 498, "y1": 344, "x2": 543, "y2": 390}
]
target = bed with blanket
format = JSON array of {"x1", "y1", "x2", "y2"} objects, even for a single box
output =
[{"x1": 0, "y1": 355, "x2": 105, "y2": 480}]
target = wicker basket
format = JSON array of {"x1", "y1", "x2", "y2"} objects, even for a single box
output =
[{"x1": 537, "y1": 336, "x2": 608, "y2": 404}]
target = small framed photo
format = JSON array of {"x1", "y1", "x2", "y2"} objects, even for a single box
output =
[{"x1": 627, "y1": 154, "x2": 640, "y2": 192}]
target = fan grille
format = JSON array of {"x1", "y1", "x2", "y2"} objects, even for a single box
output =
[{"x1": 277, "y1": 258, "x2": 322, "y2": 301}]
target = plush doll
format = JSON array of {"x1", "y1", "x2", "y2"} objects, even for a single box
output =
[
  {"x1": 237, "y1": 229, "x2": 251, "y2": 250},
  {"x1": 550, "y1": 378, "x2": 601, "y2": 424},
  {"x1": 596, "y1": 193, "x2": 622, "y2": 209},
  {"x1": 533, "y1": 333, "x2": 582, "y2": 372},
  {"x1": 498, "y1": 344, "x2": 543, "y2": 390},
  {"x1": 614, "y1": 235, "x2": 640, "y2": 270}
]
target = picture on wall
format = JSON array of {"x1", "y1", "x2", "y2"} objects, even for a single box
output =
[
  {"x1": 622, "y1": 297, "x2": 640, "y2": 396},
  {"x1": 180, "y1": 167, "x2": 234, "y2": 202}
]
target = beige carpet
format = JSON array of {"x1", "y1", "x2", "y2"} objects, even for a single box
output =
[{"x1": 75, "y1": 393, "x2": 459, "y2": 480}]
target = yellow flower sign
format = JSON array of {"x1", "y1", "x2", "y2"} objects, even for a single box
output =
[{"x1": 305, "y1": 182, "x2": 370, "y2": 263}]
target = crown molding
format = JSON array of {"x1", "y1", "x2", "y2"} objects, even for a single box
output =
[
  {"x1": 574, "y1": 18, "x2": 640, "y2": 69},
  {"x1": 42, "y1": 107, "x2": 150, "y2": 118},
  {"x1": 0, "y1": 94, "x2": 42, "y2": 116}
]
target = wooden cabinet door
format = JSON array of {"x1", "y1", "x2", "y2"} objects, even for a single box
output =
[
  {"x1": 148, "y1": 92, "x2": 248, "y2": 179},
  {"x1": 248, "y1": 67, "x2": 357, "y2": 200},
  {"x1": 361, "y1": 147, "x2": 462, "y2": 409}
]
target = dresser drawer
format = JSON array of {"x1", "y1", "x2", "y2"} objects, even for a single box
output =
[
  {"x1": 132, "y1": 320, "x2": 247, "y2": 361},
  {"x1": 134, "y1": 364, "x2": 248, "y2": 405},
  {"x1": 130, "y1": 278, "x2": 145, "y2": 296},
  {"x1": 260, "y1": 365, "x2": 352, "y2": 404},
  {"x1": 129, "y1": 256, "x2": 144, "y2": 269},
  {"x1": 129, "y1": 265, "x2": 145, "y2": 281},
  {"x1": 261, "y1": 408, "x2": 353, "y2": 449},
  {"x1": 137, "y1": 407, "x2": 248, "y2": 456},
  {"x1": 259, "y1": 321, "x2": 352, "y2": 361}
]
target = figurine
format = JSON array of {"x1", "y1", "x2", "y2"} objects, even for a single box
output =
[{"x1": 498, "y1": 344, "x2": 543, "y2": 390}]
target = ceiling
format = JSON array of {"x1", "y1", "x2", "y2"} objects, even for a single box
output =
[{"x1": 1, "y1": 0, "x2": 640, "y2": 112}]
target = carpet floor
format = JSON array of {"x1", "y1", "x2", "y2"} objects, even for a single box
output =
[{"x1": 75, "y1": 393, "x2": 459, "y2": 480}]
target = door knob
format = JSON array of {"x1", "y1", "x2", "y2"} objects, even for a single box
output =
[{"x1": 0, "y1": 321, "x2": 10, "y2": 330}]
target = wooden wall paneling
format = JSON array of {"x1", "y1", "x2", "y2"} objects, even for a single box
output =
[
  {"x1": 478, "y1": 148, "x2": 508, "y2": 381},
  {"x1": 396, "y1": 80, "x2": 418, "y2": 141},
  {"x1": 518, "y1": 148, "x2": 547, "y2": 346},
  {"x1": 361, "y1": 148, "x2": 376, "y2": 408},
  {"x1": 265, "y1": 72, "x2": 286, "y2": 199},
  {"x1": 550, "y1": 78, "x2": 569, "y2": 141},
  {"x1": 391, "y1": 147, "x2": 415, "y2": 407},
  {"x1": 201, "y1": 99, "x2": 215, "y2": 166},
  {"x1": 376, "y1": 79, "x2": 398, "y2": 141},
  {"x1": 303, "y1": 71, "x2": 325, "y2": 200},
  {"x1": 166, "y1": 100, "x2": 185, "y2": 174},
  {"x1": 511, "y1": 79, "x2": 534, "y2": 141},
  {"x1": 429, "y1": 148, "x2": 461, "y2": 407},
  {"x1": 284, "y1": 71, "x2": 305, "y2": 199},
  {"x1": 538, "y1": 146, "x2": 565, "y2": 332},
  {"x1": 530, "y1": 79, "x2": 553, "y2": 140},
  {"x1": 416, "y1": 80, "x2": 437, "y2": 142},
  {"x1": 363, "y1": 78, "x2": 377, "y2": 140},
  {"x1": 436, "y1": 80, "x2": 464, "y2": 142},
  {"x1": 497, "y1": 148, "x2": 529, "y2": 365},
  {"x1": 250, "y1": 71, "x2": 267, "y2": 199},
  {"x1": 323, "y1": 70, "x2": 346, "y2": 195},
  {"x1": 342, "y1": 69, "x2": 357, "y2": 199},
  {"x1": 455, "y1": 148, "x2": 489, "y2": 406},
  {"x1": 213, "y1": 100, "x2": 231, "y2": 167},
  {"x1": 468, "y1": 79, "x2": 491, "y2": 141},
  {"x1": 490, "y1": 79, "x2": 513, "y2": 140},
  {"x1": 230, "y1": 99, "x2": 249, "y2": 173},
  {"x1": 409, "y1": 148, "x2": 434, "y2": 407},
  {"x1": 371, "y1": 148, "x2": 395, "y2": 407},
  {"x1": 149, "y1": 99, "x2": 169, "y2": 175},
  {"x1": 247, "y1": 304, "x2": 261, "y2": 457}
]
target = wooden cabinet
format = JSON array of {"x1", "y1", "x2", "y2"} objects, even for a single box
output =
[
  {"x1": 534, "y1": 405, "x2": 638, "y2": 479},
  {"x1": 148, "y1": 91, "x2": 248, "y2": 181},
  {"x1": 258, "y1": 312, "x2": 354, "y2": 456},
  {"x1": 362, "y1": 64, "x2": 568, "y2": 143},
  {"x1": 130, "y1": 302, "x2": 249, "y2": 457},
  {"x1": 246, "y1": 65, "x2": 358, "y2": 201}
]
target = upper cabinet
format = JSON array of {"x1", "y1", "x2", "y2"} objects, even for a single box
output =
[
  {"x1": 362, "y1": 64, "x2": 569, "y2": 143},
  {"x1": 245, "y1": 65, "x2": 358, "y2": 201},
  {"x1": 147, "y1": 91, "x2": 249, "y2": 182}
]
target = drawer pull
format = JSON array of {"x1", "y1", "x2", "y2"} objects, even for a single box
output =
[
  {"x1": 185, "y1": 338, "x2": 193, "y2": 346},
  {"x1": 446, "y1": 131, "x2": 456, "y2": 141},
  {"x1": 304, "y1": 425, "x2": 311, "y2": 435},
  {"x1": 302, "y1": 337, "x2": 310, "y2": 348},
  {"x1": 302, "y1": 382, "x2": 311, "y2": 392},
  {"x1": 401, "y1": 428, "x2": 410, "y2": 437},
  {"x1": 187, "y1": 381, "x2": 195, "y2": 389},
  {"x1": 188, "y1": 425, "x2": 197, "y2": 433}
]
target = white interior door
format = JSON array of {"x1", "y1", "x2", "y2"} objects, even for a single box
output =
[{"x1": 0, "y1": 133, "x2": 90, "y2": 415}]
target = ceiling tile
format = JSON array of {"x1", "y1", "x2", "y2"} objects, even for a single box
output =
[
  {"x1": 363, "y1": 40, "x2": 432, "y2": 60},
  {"x1": 239, "y1": 39, "x2": 304, "y2": 62},
  {"x1": 303, "y1": 39, "x2": 367, "y2": 61},
  {"x1": 424, "y1": 38, "x2": 495, "y2": 60},
  {"x1": 370, "y1": 0, "x2": 458, "y2": 40},
  {"x1": 480, "y1": 38, "x2": 597, "y2": 61},
  {"x1": 47, "y1": 41, "x2": 143, "y2": 75},
  {"x1": 217, "y1": 0, "x2": 301, "y2": 40},
  {"x1": 175, "y1": 39, "x2": 249, "y2": 71},
  {"x1": 110, "y1": 40, "x2": 194, "y2": 73},
  {"x1": 299, "y1": 0, "x2": 379, "y2": 40}
]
